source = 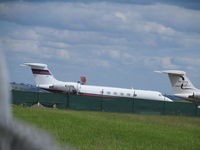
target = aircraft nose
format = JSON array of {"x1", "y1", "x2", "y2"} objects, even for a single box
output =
[{"x1": 164, "y1": 97, "x2": 173, "y2": 102}]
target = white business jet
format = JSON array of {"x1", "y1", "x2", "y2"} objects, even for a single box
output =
[
  {"x1": 157, "y1": 70, "x2": 200, "y2": 102},
  {"x1": 23, "y1": 63, "x2": 172, "y2": 102}
]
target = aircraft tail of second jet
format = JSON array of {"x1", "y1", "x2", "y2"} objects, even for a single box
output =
[
  {"x1": 23, "y1": 63, "x2": 57, "y2": 86},
  {"x1": 156, "y1": 70, "x2": 197, "y2": 95}
]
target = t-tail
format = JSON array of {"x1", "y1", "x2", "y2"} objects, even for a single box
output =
[
  {"x1": 23, "y1": 63, "x2": 77, "y2": 93},
  {"x1": 23, "y1": 63, "x2": 58, "y2": 88},
  {"x1": 156, "y1": 70, "x2": 200, "y2": 102}
]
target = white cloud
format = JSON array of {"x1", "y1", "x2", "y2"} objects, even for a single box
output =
[
  {"x1": 43, "y1": 41, "x2": 69, "y2": 49},
  {"x1": 108, "y1": 50, "x2": 121, "y2": 59},
  {"x1": 139, "y1": 3, "x2": 200, "y2": 32},
  {"x1": 179, "y1": 36, "x2": 200, "y2": 48},
  {"x1": 1, "y1": 2, "x2": 200, "y2": 51},
  {"x1": 141, "y1": 22, "x2": 175, "y2": 35},
  {"x1": 1, "y1": 36, "x2": 64, "y2": 59},
  {"x1": 57, "y1": 49, "x2": 70, "y2": 60},
  {"x1": 115, "y1": 12, "x2": 127, "y2": 22},
  {"x1": 176, "y1": 57, "x2": 200, "y2": 66},
  {"x1": 94, "y1": 59, "x2": 111, "y2": 68},
  {"x1": 2, "y1": 38, "x2": 40, "y2": 54},
  {"x1": 9, "y1": 28, "x2": 40, "y2": 40},
  {"x1": 1, "y1": 1, "x2": 200, "y2": 81},
  {"x1": 161, "y1": 57, "x2": 179, "y2": 69},
  {"x1": 92, "y1": 49, "x2": 121, "y2": 59},
  {"x1": 120, "y1": 54, "x2": 180, "y2": 70},
  {"x1": 1, "y1": 2, "x2": 199, "y2": 33}
]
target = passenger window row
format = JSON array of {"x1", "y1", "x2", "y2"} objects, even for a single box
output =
[{"x1": 106, "y1": 91, "x2": 131, "y2": 97}]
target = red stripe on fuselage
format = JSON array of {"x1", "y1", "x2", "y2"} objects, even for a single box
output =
[{"x1": 79, "y1": 93, "x2": 116, "y2": 98}]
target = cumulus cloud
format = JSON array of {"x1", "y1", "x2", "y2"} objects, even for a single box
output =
[
  {"x1": 1, "y1": 2, "x2": 200, "y2": 33},
  {"x1": 140, "y1": 22, "x2": 175, "y2": 35},
  {"x1": 1, "y1": 1, "x2": 200, "y2": 88},
  {"x1": 8, "y1": 28, "x2": 40, "y2": 40},
  {"x1": 115, "y1": 12, "x2": 127, "y2": 22},
  {"x1": 108, "y1": 50, "x2": 121, "y2": 59},
  {"x1": 160, "y1": 57, "x2": 179, "y2": 69},
  {"x1": 43, "y1": 41, "x2": 69, "y2": 49},
  {"x1": 139, "y1": 3, "x2": 200, "y2": 33},
  {"x1": 136, "y1": 56, "x2": 178, "y2": 70},
  {"x1": 92, "y1": 49, "x2": 181, "y2": 70},
  {"x1": 96, "y1": 49, "x2": 121, "y2": 59},
  {"x1": 2, "y1": 38, "x2": 40, "y2": 54},
  {"x1": 0, "y1": 2, "x2": 199, "y2": 52},
  {"x1": 57, "y1": 49, "x2": 70, "y2": 59},
  {"x1": 176, "y1": 57, "x2": 200, "y2": 66},
  {"x1": 93, "y1": 59, "x2": 111, "y2": 68}
]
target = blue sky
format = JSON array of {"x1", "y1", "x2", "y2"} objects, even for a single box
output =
[{"x1": 0, "y1": 0, "x2": 200, "y2": 94}]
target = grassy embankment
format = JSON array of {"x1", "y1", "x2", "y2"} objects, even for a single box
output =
[{"x1": 13, "y1": 106, "x2": 200, "y2": 150}]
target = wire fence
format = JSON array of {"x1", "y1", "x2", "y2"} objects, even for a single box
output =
[{"x1": 12, "y1": 90, "x2": 200, "y2": 117}]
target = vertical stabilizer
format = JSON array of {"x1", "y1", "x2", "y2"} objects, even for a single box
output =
[
  {"x1": 157, "y1": 70, "x2": 197, "y2": 94},
  {"x1": 23, "y1": 63, "x2": 57, "y2": 86}
]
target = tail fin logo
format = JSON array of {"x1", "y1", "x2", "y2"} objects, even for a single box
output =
[
  {"x1": 32, "y1": 69, "x2": 51, "y2": 75},
  {"x1": 176, "y1": 75, "x2": 191, "y2": 90}
]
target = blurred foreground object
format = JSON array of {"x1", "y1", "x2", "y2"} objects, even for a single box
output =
[{"x1": 0, "y1": 50, "x2": 69, "y2": 150}]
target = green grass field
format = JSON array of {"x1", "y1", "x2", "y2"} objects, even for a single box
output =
[{"x1": 13, "y1": 106, "x2": 200, "y2": 150}]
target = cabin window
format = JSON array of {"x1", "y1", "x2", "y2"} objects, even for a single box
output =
[
  {"x1": 120, "y1": 93, "x2": 124, "y2": 96},
  {"x1": 107, "y1": 91, "x2": 111, "y2": 95},
  {"x1": 114, "y1": 92, "x2": 117, "y2": 95},
  {"x1": 127, "y1": 93, "x2": 131, "y2": 97}
]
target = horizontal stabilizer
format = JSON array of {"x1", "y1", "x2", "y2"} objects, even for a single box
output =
[
  {"x1": 23, "y1": 63, "x2": 47, "y2": 69},
  {"x1": 155, "y1": 70, "x2": 185, "y2": 75}
]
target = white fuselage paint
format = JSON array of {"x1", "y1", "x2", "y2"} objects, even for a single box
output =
[
  {"x1": 38, "y1": 81, "x2": 172, "y2": 102},
  {"x1": 24, "y1": 63, "x2": 173, "y2": 102}
]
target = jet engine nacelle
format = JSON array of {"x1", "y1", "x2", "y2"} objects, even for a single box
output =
[
  {"x1": 50, "y1": 84, "x2": 77, "y2": 94},
  {"x1": 190, "y1": 93, "x2": 200, "y2": 99}
]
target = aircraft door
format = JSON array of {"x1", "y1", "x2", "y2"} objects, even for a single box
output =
[
  {"x1": 101, "y1": 89, "x2": 104, "y2": 96},
  {"x1": 133, "y1": 90, "x2": 137, "y2": 98},
  {"x1": 76, "y1": 82, "x2": 81, "y2": 94}
]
